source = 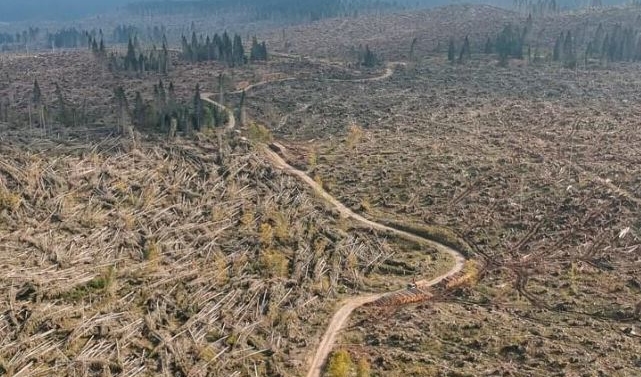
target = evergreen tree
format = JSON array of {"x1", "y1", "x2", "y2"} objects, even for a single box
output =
[
  {"x1": 193, "y1": 84, "x2": 203, "y2": 131},
  {"x1": 553, "y1": 32, "x2": 563, "y2": 61},
  {"x1": 113, "y1": 86, "x2": 129, "y2": 134},
  {"x1": 409, "y1": 37, "x2": 418, "y2": 60},
  {"x1": 232, "y1": 34, "x2": 245, "y2": 66},
  {"x1": 585, "y1": 41, "x2": 593, "y2": 65},
  {"x1": 125, "y1": 37, "x2": 137, "y2": 71},
  {"x1": 594, "y1": 22, "x2": 605, "y2": 55},
  {"x1": 32, "y1": 79, "x2": 43, "y2": 129},
  {"x1": 238, "y1": 89, "x2": 246, "y2": 127},
  {"x1": 54, "y1": 83, "x2": 69, "y2": 126},
  {"x1": 250, "y1": 37, "x2": 268, "y2": 61},
  {"x1": 133, "y1": 91, "x2": 146, "y2": 128},
  {"x1": 191, "y1": 31, "x2": 199, "y2": 62},
  {"x1": 447, "y1": 39, "x2": 456, "y2": 62},
  {"x1": 484, "y1": 37, "x2": 493, "y2": 54},
  {"x1": 362, "y1": 45, "x2": 378, "y2": 67},
  {"x1": 32, "y1": 79, "x2": 42, "y2": 107},
  {"x1": 458, "y1": 36, "x2": 471, "y2": 63},
  {"x1": 563, "y1": 30, "x2": 576, "y2": 68}
]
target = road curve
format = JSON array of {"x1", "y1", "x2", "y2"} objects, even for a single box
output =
[
  {"x1": 262, "y1": 146, "x2": 466, "y2": 377},
  {"x1": 200, "y1": 60, "x2": 466, "y2": 377},
  {"x1": 200, "y1": 92, "x2": 236, "y2": 130}
]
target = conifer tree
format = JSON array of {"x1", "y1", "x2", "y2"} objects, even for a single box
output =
[
  {"x1": 447, "y1": 39, "x2": 456, "y2": 62},
  {"x1": 193, "y1": 84, "x2": 203, "y2": 131},
  {"x1": 458, "y1": 36, "x2": 471, "y2": 63},
  {"x1": 232, "y1": 34, "x2": 245, "y2": 66},
  {"x1": 484, "y1": 37, "x2": 493, "y2": 54},
  {"x1": 54, "y1": 83, "x2": 69, "y2": 126},
  {"x1": 32, "y1": 79, "x2": 43, "y2": 129},
  {"x1": 133, "y1": 91, "x2": 145, "y2": 128},
  {"x1": 563, "y1": 30, "x2": 576, "y2": 68},
  {"x1": 113, "y1": 86, "x2": 129, "y2": 134},
  {"x1": 553, "y1": 32, "x2": 563, "y2": 61},
  {"x1": 125, "y1": 37, "x2": 137, "y2": 71},
  {"x1": 32, "y1": 79, "x2": 41, "y2": 107},
  {"x1": 409, "y1": 37, "x2": 418, "y2": 60},
  {"x1": 362, "y1": 45, "x2": 378, "y2": 67},
  {"x1": 238, "y1": 90, "x2": 246, "y2": 127}
]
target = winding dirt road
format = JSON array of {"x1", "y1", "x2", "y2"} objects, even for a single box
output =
[
  {"x1": 201, "y1": 59, "x2": 467, "y2": 377},
  {"x1": 200, "y1": 92, "x2": 236, "y2": 129},
  {"x1": 264, "y1": 146, "x2": 466, "y2": 377}
]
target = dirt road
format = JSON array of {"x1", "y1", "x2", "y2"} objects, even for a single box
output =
[
  {"x1": 200, "y1": 92, "x2": 235, "y2": 130},
  {"x1": 201, "y1": 60, "x2": 466, "y2": 377},
  {"x1": 262, "y1": 146, "x2": 466, "y2": 377}
]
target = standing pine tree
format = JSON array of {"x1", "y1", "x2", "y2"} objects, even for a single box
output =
[
  {"x1": 484, "y1": 37, "x2": 493, "y2": 54},
  {"x1": 250, "y1": 37, "x2": 268, "y2": 61},
  {"x1": 193, "y1": 84, "x2": 203, "y2": 131},
  {"x1": 447, "y1": 39, "x2": 456, "y2": 62},
  {"x1": 32, "y1": 79, "x2": 42, "y2": 109},
  {"x1": 222, "y1": 32, "x2": 233, "y2": 65},
  {"x1": 113, "y1": 86, "x2": 129, "y2": 134},
  {"x1": 553, "y1": 32, "x2": 563, "y2": 61},
  {"x1": 31, "y1": 79, "x2": 43, "y2": 129},
  {"x1": 585, "y1": 41, "x2": 593, "y2": 65},
  {"x1": 361, "y1": 45, "x2": 378, "y2": 67},
  {"x1": 409, "y1": 37, "x2": 418, "y2": 60},
  {"x1": 54, "y1": 83, "x2": 69, "y2": 126},
  {"x1": 125, "y1": 37, "x2": 137, "y2": 71},
  {"x1": 232, "y1": 34, "x2": 245, "y2": 66},
  {"x1": 218, "y1": 73, "x2": 225, "y2": 106},
  {"x1": 563, "y1": 30, "x2": 576, "y2": 68},
  {"x1": 191, "y1": 31, "x2": 199, "y2": 62},
  {"x1": 133, "y1": 91, "x2": 146, "y2": 128},
  {"x1": 458, "y1": 36, "x2": 471, "y2": 63}
]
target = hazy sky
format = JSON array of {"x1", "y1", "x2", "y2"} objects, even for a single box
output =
[{"x1": 0, "y1": 0, "x2": 134, "y2": 21}]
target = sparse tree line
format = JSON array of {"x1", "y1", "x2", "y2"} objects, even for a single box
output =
[
  {"x1": 349, "y1": 44, "x2": 381, "y2": 67},
  {"x1": 447, "y1": 21, "x2": 530, "y2": 66},
  {"x1": 48, "y1": 28, "x2": 86, "y2": 49},
  {"x1": 87, "y1": 34, "x2": 172, "y2": 75},
  {"x1": 360, "y1": 44, "x2": 379, "y2": 67},
  {"x1": 180, "y1": 32, "x2": 268, "y2": 66},
  {"x1": 551, "y1": 22, "x2": 641, "y2": 67},
  {"x1": 113, "y1": 80, "x2": 227, "y2": 136},
  {"x1": 17, "y1": 79, "x2": 91, "y2": 132},
  {"x1": 0, "y1": 27, "x2": 40, "y2": 50},
  {"x1": 492, "y1": 23, "x2": 529, "y2": 65},
  {"x1": 114, "y1": 36, "x2": 171, "y2": 74},
  {"x1": 552, "y1": 30, "x2": 577, "y2": 67},
  {"x1": 444, "y1": 14, "x2": 641, "y2": 68},
  {"x1": 0, "y1": 24, "x2": 168, "y2": 52},
  {"x1": 584, "y1": 22, "x2": 641, "y2": 63},
  {"x1": 2, "y1": 79, "x2": 227, "y2": 137},
  {"x1": 112, "y1": 25, "x2": 141, "y2": 44}
]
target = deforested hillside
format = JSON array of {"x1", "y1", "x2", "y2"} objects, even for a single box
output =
[
  {"x1": 266, "y1": 3, "x2": 641, "y2": 62},
  {"x1": 0, "y1": 129, "x2": 421, "y2": 376},
  {"x1": 267, "y1": 4, "x2": 522, "y2": 59}
]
